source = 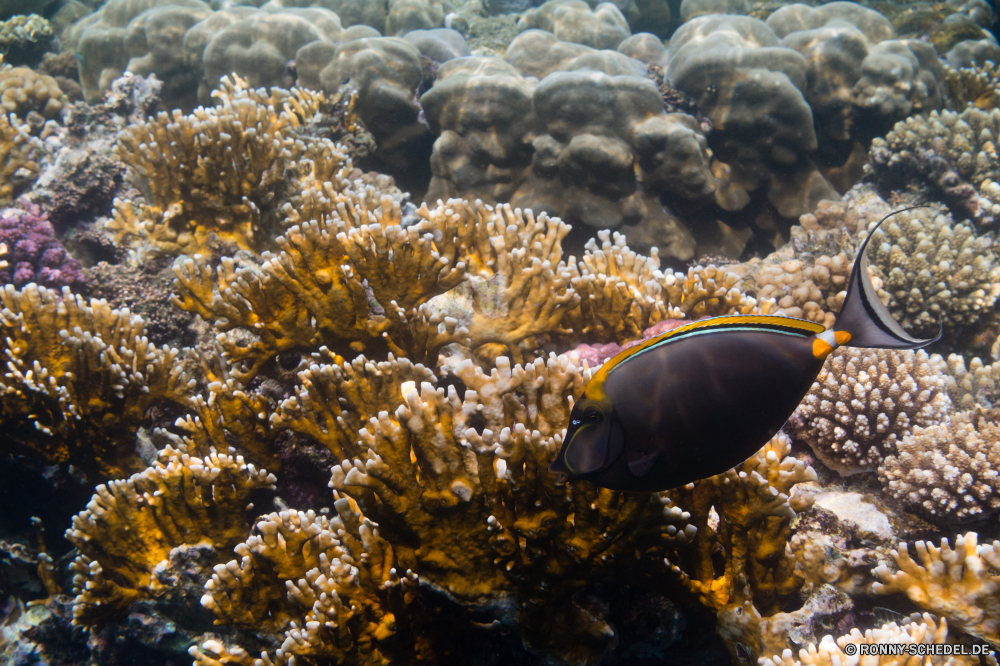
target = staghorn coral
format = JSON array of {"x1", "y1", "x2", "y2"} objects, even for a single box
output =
[
  {"x1": 0, "y1": 283, "x2": 195, "y2": 479},
  {"x1": 108, "y1": 76, "x2": 352, "y2": 262},
  {"x1": 873, "y1": 532, "x2": 1000, "y2": 646},
  {"x1": 171, "y1": 192, "x2": 469, "y2": 380},
  {"x1": 760, "y1": 614, "x2": 987, "y2": 666},
  {"x1": 660, "y1": 432, "x2": 818, "y2": 661},
  {"x1": 66, "y1": 444, "x2": 276, "y2": 626},
  {"x1": 786, "y1": 347, "x2": 952, "y2": 476},
  {"x1": 0, "y1": 201, "x2": 84, "y2": 289},
  {"x1": 197, "y1": 498, "x2": 427, "y2": 666},
  {"x1": 880, "y1": 407, "x2": 1000, "y2": 523},
  {"x1": 944, "y1": 59, "x2": 1000, "y2": 110},
  {"x1": 862, "y1": 206, "x2": 1000, "y2": 337}
]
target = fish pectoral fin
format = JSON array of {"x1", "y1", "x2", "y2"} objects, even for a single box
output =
[{"x1": 626, "y1": 448, "x2": 662, "y2": 477}]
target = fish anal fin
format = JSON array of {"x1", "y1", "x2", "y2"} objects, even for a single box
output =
[{"x1": 626, "y1": 448, "x2": 662, "y2": 477}]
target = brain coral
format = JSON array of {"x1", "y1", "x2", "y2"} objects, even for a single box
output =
[
  {"x1": 786, "y1": 347, "x2": 952, "y2": 476},
  {"x1": 880, "y1": 407, "x2": 1000, "y2": 523}
]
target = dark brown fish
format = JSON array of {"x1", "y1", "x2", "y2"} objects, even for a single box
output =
[{"x1": 549, "y1": 209, "x2": 940, "y2": 492}]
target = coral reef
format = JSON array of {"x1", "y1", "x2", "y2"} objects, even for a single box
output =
[
  {"x1": 880, "y1": 407, "x2": 1000, "y2": 523},
  {"x1": 873, "y1": 532, "x2": 1000, "y2": 646},
  {"x1": 518, "y1": 0, "x2": 632, "y2": 50},
  {"x1": 786, "y1": 347, "x2": 952, "y2": 476},
  {"x1": 0, "y1": 103, "x2": 40, "y2": 203},
  {"x1": 0, "y1": 65, "x2": 64, "y2": 119}
]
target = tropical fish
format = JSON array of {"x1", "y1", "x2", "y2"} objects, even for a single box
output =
[{"x1": 549, "y1": 209, "x2": 940, "y2": 492}]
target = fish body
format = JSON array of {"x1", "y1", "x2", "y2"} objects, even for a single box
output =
[{"x1": 549, "y1": 209, "x2": 940, "y2": 492}]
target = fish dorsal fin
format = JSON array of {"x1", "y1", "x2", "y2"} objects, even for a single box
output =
[
  {"x1": 626, "y1": 447, "x2": 662, "y2": 477},
  {"x1": 836, "y1": 207, "x2": 942, "y2": 350}
]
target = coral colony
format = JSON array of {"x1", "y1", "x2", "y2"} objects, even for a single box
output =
[{"x1": 3, "y1": 0, "x2": 1000, "y2": 665}]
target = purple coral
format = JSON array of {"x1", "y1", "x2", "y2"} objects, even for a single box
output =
[{"x1": 0, "y1": 201, "x2": 85, "y2": 290}]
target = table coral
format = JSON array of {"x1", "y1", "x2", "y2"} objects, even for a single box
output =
[
  {"x1": 0, "y1": 202, "x2": 84, "y2": 290},
  {"x1": 786, "y1": 347, "x2": 952, "y2": 476},
  {"x1": 861, "y1": 206, "x2": 1000, "y2": 337},
  {"x1": 880, "y1": 407, "x2": 1000, "y2": 523},
  {"x1": 0, "y1": 284, "x2": 195, "y2": 479},
  {"x1": 761, "y1": 614, "x2": 987, "y2": 666},
  {"x1": 873, "y1": 532, "x2": 1000, "y2": 646},
  {"x1": 660, "y1": 432, "x2": 818, "y2": 661},
  {"x1": 66, "y1": 444, "x2": 276, "y2": 626},
  {"x1": 108, "y1": 76, "x2": 351, "y2": 261}
]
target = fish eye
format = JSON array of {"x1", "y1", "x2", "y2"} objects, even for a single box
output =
[{"x1": 583, "y1": 409, "x2": 603, "y2": 424}]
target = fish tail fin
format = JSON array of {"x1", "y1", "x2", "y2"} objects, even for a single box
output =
[{"x1": 833, "y1": 206, "x2": 942, "y2": 350}]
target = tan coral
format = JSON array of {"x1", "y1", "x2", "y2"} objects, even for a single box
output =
[
  {"x1": 197, "y1": 498, "x2": 429, "y2": 666},
  {"x1": 660, "y1": 432, "x2": 817, "y2": 661},
  {"x1": 938, "y1": 353, "x2": 1000, "y2": 409},
  {"x1": 109, "y1": 76, "x2": 352, "y2": 262},
  {"x1": 0, "y1": 108, "x2": 41, "y2": 203},
  {"x1": 863, "y1": 207, "x2": 1000, "y2": 337},
  {"x1": 0, "y1": 284, "x2": 195, "y2": 479},
  {"x1": 760, "y1": 614, "x2": 988, "y2": 666},
  {"x1": 873, "y1": 532, "x2": 1000, "y2": 646},
  {"x1": 171, "y1": 191, "x2": 469, "y2": 380},
  {"x1": 880, "y1": 407, "x2": 1000, "y2": 523},
  {"x1": 0, "y1": 66, "x2": 63, "y2": 119},
  {"x1": 65, "y1": 445, "x2": 276, "y2": 626},
  {"x1": 944, "y1": 60, "x2": 1000, "y2": 111},
  {"x1": 786, "y1": 347, "x2": 952, "y2": 476}
]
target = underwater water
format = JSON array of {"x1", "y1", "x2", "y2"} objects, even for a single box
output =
[{"x1": 2, "y1": 0, "x2": 1000, "y2": 664}]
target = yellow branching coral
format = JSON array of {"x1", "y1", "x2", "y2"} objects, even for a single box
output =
[
  {"x1": 197, "y1": 498, "x2": 428, "y2": 666},
  {"x1": 0, "y1": 284, "x2": 195, "y2": 479},
  {"x1": 0, "y1": 108, "x2": 41, "y2": 204},
  {"x1": 271, "y1": 351, "x2": 437, "y2": 461},
  {"x1": 66, "y1": 445, "x2": 276, "y2": 626},
  {"x1": 564, "y1": 230, "x2": 766, "y2": 344},
  {"x1": 873, "y1": 532, "x2": 1000, "y2": 646},
  {"x1": 327, "y1": 354, "x2": 665, "y2": 663},
  {"x1": 172, "y1": 191, "x2": 469, "y2": 379},
  {"x1": 109, "y1": 76, "x2": 352, "y2": 261},
  {"x1": 944, "y1": 60, "x2": 1000, "y2": 111},
  {"x1": 761, "y1": 614, "x2": 989, "y2": 666},
  {"x1": 661, "y1": 433, "x2": 818, "y2": 661}
]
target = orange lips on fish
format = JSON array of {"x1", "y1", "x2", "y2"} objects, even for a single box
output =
[{"x1": 549, "y1": 208, "x2": 941, "y2": 492}]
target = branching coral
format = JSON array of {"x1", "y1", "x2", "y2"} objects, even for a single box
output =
[
  {"x1": 862, "y1": 207, "x2": 1000, "y2": 337},
  {"x1": 171, "y1": 191, "x2": 469, "y2": 380},
  {"x1": 944, "y1": 59, "x2": 1000, "y2": 110},
  {"x1": 0, "y1": 106, "x2": 40, "y2": 204},
  {"x1": 880, "y1": 407, "x2": 1000, "y2": 523},
  {"x1": 868, "y1": 107, "x2": 1000, "y2": 226},
  {"x1": 761, "y1": 614, "x2": 986, "y2": 666},
  {"x1": 873, "y1": 532, "x2": 1000, "y2": 646},
  {"x1": 941, "y1": 353, "x2": 1000, "y2": 409},
  {"x1": 66, "y1": 444, "x2": 276, "y2": 626},
  {"x1": 108, "y1": 76, "x2": 352, "y2": 262},
  {"x1": 660, "y1": 432, "x2": 817, "y2": 661},
  {"x1": 786, "y1": 347, "x2": 952, "y2": 475},
  {"x1": 0, "y1": 284, "x2": 196, "y2": 479},
  {"x1": 198, "y1": 498, "x2": 428, "y2": 666}
]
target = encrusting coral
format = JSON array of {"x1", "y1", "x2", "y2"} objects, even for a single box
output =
[
  {"x1": 786, "y1": 347, "x2": 952, "y2": 476},
  {"x1": 873, "y1": 532, "x2": 1000, "y2": 646},
  {"x1": 0, "y1": 283, "x2": 195, "y2": 479},
  {"x1": 66, "y1": 444, "x2": 276, "y2": 626}
]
